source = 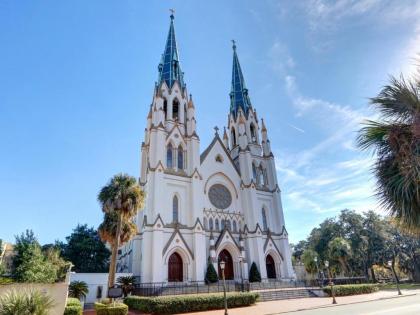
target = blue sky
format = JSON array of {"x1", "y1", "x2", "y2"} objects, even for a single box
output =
[{"x1": 1, "y1": 0, "x2": 419, "y2": 245}]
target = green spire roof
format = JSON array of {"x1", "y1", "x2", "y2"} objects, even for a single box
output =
[
  {"x1": 157, "y1": 14, "x2": 185, "y2": 89},
  {"x1": 230, "y1": 41, "x2": 251, "y2": 117}
]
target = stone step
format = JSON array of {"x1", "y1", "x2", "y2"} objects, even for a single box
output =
[{"x1": 257, "y1": 289, "x2": 316, "y2": 302}]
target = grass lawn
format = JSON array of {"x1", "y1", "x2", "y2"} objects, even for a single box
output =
[{"x1": 379, "y1": 283, "x2": 420, "y2": 290}]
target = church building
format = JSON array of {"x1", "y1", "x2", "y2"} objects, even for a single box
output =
[{"x1": 117, "y1": 14, "x2": 295, "y2": 283}]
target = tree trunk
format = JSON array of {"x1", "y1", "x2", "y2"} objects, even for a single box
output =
[
  {"x1": 370, "y1": 267, "x2": 377, "y2": 283},
  {"x1": 413, "y1": 260, "x2": 420, "y2": 282},
  {"x1": 108, "y1": 213, "x2": 123, "y2": 289}
]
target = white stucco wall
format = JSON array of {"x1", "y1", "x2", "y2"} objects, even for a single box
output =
[{"x1": 70, "y1": 273, "x2": 132, "y2": 304}]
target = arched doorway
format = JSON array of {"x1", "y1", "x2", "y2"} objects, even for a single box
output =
[
  {"x1": 168, "y1": 252, "x2": 183, "y2": 282},
  {"x1": 218, "y1": 249, "x2": 234, "y2": 280},
  {"x1": 266, "y1": 254, "x2": 276, "y2": 279}
]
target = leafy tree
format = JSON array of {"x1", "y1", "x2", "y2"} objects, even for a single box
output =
[
  {"x1": 357, "y1": 74, "x2": 420, "y2": 232},
  {"x1": 205, "y1": 258, "x2": 218, "y2": 283},
  {"x1": 98, "y1": 174, "x2": 145, "y2": 288},
  {"x1": 301, "y1": 249, "x2": 319, "y2": 274},
  {"x1": 307, "y1": 218, "x2": 341, "y2": 262},
  {"x1": 116, "y1": 275, "x2": 136, "y2": 297},
  {"x1": 69, "y1": 281, "x2": 89, "y2": 300},
  {"x1": 249, "y1": 262, "x2": 261, "y2": 282},
  {"x1": 12, "y1": 230, "x2": 39, "y2": 274},
  {"x1": 291, "y1": 240, "x2": 308, "y2": 262},
  {"x1": 328, "y1": 237, "x2": 352, "y2": 274},
  {"x1": 60, "y1": 224, "x2": 110, "y2": 273},
  {"x1": 14, "y1": 244, "x2": 57, "y2": 283},
  {"x1": 43, "y1": 247, "x2": 70, "y2": 282}
]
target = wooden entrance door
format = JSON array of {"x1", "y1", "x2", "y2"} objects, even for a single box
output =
[
  {"x1": 218, "y1": 249, "x2": 234, "y2": 280},
  {"x1": 168, "y1": 252, "x2": 183, "y2": 282},
  {"x1": 266, "y1": 254, "x2": 276, "y2": 279}
]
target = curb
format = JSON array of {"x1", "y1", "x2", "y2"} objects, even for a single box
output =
[{"x1": 265, "y1": 291, "x2": 418, "y2": 315}]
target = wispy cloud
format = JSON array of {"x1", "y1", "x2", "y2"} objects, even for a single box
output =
[{"x1": 287, "y1": 123, "x2": 305, "y2": 133}]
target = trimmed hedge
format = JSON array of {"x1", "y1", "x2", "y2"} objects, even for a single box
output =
[
  {"x1": 94, "y1": 302, "x2": 128, "y2": 315},
  {"x1": 64, "y1": 298, "x2": 82, "y2": 315},
  {"x1": 124, "y1": 292, "x2": 259, "y2": 314},
  {"x1": 324, "y1": 284, "x2": 379, "y2": 297}
]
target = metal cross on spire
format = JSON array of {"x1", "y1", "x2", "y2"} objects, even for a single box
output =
[
  {"x1": 214, "y1": 126, "x2": 219, "y2": 135},
  {"x1": 231, "y1": 39, "x2": 236, "y2": 50},
  {"x1": 169, "y1": 8, "x2": 175, "y2": 19}
]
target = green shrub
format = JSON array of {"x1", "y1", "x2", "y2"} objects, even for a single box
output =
[
  {"x1": 66, "y1": 298, "x2": 82, "y2": 307},
  {"x1": 64, "y1": 298, "x2": 82, "y2": 315},
  {"x1": 0, "y1": 277, "x2": 14, "y2": 285},
  {"x1": 249, "y1": 262, "x2": 261, "y2": 282},
  {"x1": 0, "y1": 289, "x2": 55, "y2": 315},
  {"x1": 205, "y1": 260, "x2": 218, "y2": 283},
  {"x1": 94, "y1": 302, "x2": 128, "y2": 315},
  {"x1": 124, "y1": 292, "x2": 259, "y2": 314},
  {"x1": 324, "y1": 284, "x2": 379, "y2": 296}
]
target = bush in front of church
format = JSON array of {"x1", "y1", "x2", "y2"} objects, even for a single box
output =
[
  {"x1": 124, "y1": 292, "x2": 259, "y2": 314},
  {"x1": 94, "y1": 301, "x2": 128, "y2": 315},
  {"x1": 323, "y1": 284, "x2": 379, "y2": 297},
  {"x1": 205, "y1": 260, "x2": 218, "y2": 283},
  {"x1": 249, "y1": 262, "x2": 261, "y2": 282}
]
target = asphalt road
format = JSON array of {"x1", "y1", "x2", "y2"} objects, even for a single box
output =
[{"x1": 282, "y1": 294, "x2": 420, "y2": 315}]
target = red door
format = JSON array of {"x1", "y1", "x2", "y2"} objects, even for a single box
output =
[
  {"x1": 266, "y1": 255, "x2": 276, "y2": 279},
  {"x1": 168, "y1": 252, "x2": 183, "y2": 282},
  {"x1": 218, "y1": 249, "x2": 234, "y2": 280}
]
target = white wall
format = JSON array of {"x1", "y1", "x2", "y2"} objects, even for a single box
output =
[{"x1": 70, "y1": 273, "x2": 132, "y2": 304}]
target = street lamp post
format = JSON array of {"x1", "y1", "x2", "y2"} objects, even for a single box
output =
[
  {"x1": 325, "y1": 260, "x2": 337, "y2": 304},
  {"x1": 388, "y1": 260, "x2": 402, "y2": 296},
  {"x1": 220, "y1": 260, "x2": 228, "y2": 315},
  {"x1": 239, "y1": 257, "x2": 244, "y2": 292}
]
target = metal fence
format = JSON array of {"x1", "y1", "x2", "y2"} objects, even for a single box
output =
[
  {"x1": 133, "y1": 280, "x2": 246, "y2": 297},
  {"x1": 132, "y1": 276, "x2": 369, "y2": 297}
]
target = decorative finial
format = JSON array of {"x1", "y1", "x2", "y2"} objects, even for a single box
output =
[
  {"x1": 231, "y1": 39, "x2": 236, "y2": 50},
  {"x1": 169, "y1": 8, "x2": 175, "y2": 19},
  {"x1": 214, "y1": 126, "x2": 219, "y2": 135}
]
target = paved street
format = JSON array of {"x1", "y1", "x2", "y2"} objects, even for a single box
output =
[{"x1": 281, "y1": 294, "x2": 420, "y2": 315}]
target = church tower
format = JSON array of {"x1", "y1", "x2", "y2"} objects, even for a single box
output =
[
  {"x1": 129, "y1": 13, "x2": 205, "y2": 283},
  {"x1": 226, "y1": 42, "x2": 294, "y2": 279}
]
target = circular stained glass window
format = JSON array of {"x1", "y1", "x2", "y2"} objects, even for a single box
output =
[{"x1": 208, "y1": 184, "x2": 232, "y2": 209}]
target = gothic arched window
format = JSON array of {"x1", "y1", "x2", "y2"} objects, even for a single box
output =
[
  {"x1": 215, "y1": 219, "x2": 220, "y2": 231},
  {"x1": 226, "y1": 220, "x2": 231, "y2": 231},
  {"x1": 209, "y1": 218, "x2": 214, "y2": 231},
  {"x1": 250, "y1": 123, "x2": 256, "y2": 143},
  {"x1": 221, "y1": 219, "x2": 225, "y2": 230},
  {"x1": 173, "y1": 195, "x2": 179, "y2": 223},
  {"x1": 262, "y1": 208, "x2": 268, "y2": 231},
  {"x1": 163, "y1": 99, "x2": 168, "y2": 120},
  {"x1": 173, "y1": 98, "x2": 179, "y2": 121},
  {"x1": 233, "y1": 220, "x2": 237, "y2": 232},
  {"x1": 252, "y1": 163, "x2": 257, "y2": 181},
  {"x1": 167, "y1": 144, "x2": 173, "y2": 168},
  {"x1": 177, "y1": 145, "x2": 184, "y2": 170},
  {"x1": 258, "y1": 165, "x2": 265, "y2": 186},
  {"x1": 231, "y1": 128, "x2": 237, "y2": 147},
  {"x1": 203, "y1": 217, "x2": 208, "y2": 230}
]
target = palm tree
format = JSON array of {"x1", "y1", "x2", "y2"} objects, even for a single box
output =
[
  {"x1": 98, "y1": 174, "x2": 145, "y2": 289},
  {"x1": 68, "y1": 281, "x2": 89, "y2": 301},
  {"x1": 116, "y1": 275, "x2": 136, "y2": 297},
  {"x1": 328, "y1": 237, "x2": 352, "y2": 275},
  {"x1": 357, "y1": 74, "x2": 420, "y2": 232}
]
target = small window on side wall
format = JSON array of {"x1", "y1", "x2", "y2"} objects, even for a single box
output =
[{"x1": 215, "y1": 154, "x2": 223, "y2": 163}]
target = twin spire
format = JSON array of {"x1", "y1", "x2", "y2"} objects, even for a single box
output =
[
  {"x1": 157, "y1": 14, "x2": 252, "y2": 117},
  {"x1": 157, "y1": 13, "x2": 185, "y2": 90}
]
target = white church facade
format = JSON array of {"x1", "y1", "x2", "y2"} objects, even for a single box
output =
[{"x1": 117, "y1": 14, "x2": 295, "y2": 283}]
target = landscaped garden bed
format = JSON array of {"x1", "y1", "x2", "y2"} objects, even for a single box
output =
[
  {"x1": 64, "y1": 298, "x2": 83, "y2": 315},
  {"x1": 323, "y1": 284, "x2": 379, "y2": 296},
  {"x1": 124, "y1": 292, "x2": 259, "y2": 314}
]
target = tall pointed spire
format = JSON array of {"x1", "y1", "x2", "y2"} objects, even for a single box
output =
[
  {"x1": 230, "y1": 41, "x2": 252, "y2": 118},
  {"x1": 157, "y1": 13, "x2": 185, "y2": 90}
]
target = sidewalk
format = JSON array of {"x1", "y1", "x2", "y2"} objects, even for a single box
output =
[
  {"x1": 179, "y1": 289, "x2": 420, "y2": 315},
  {"x1": 82, "y1": 289, "x2": 420, "y2": 315}
]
